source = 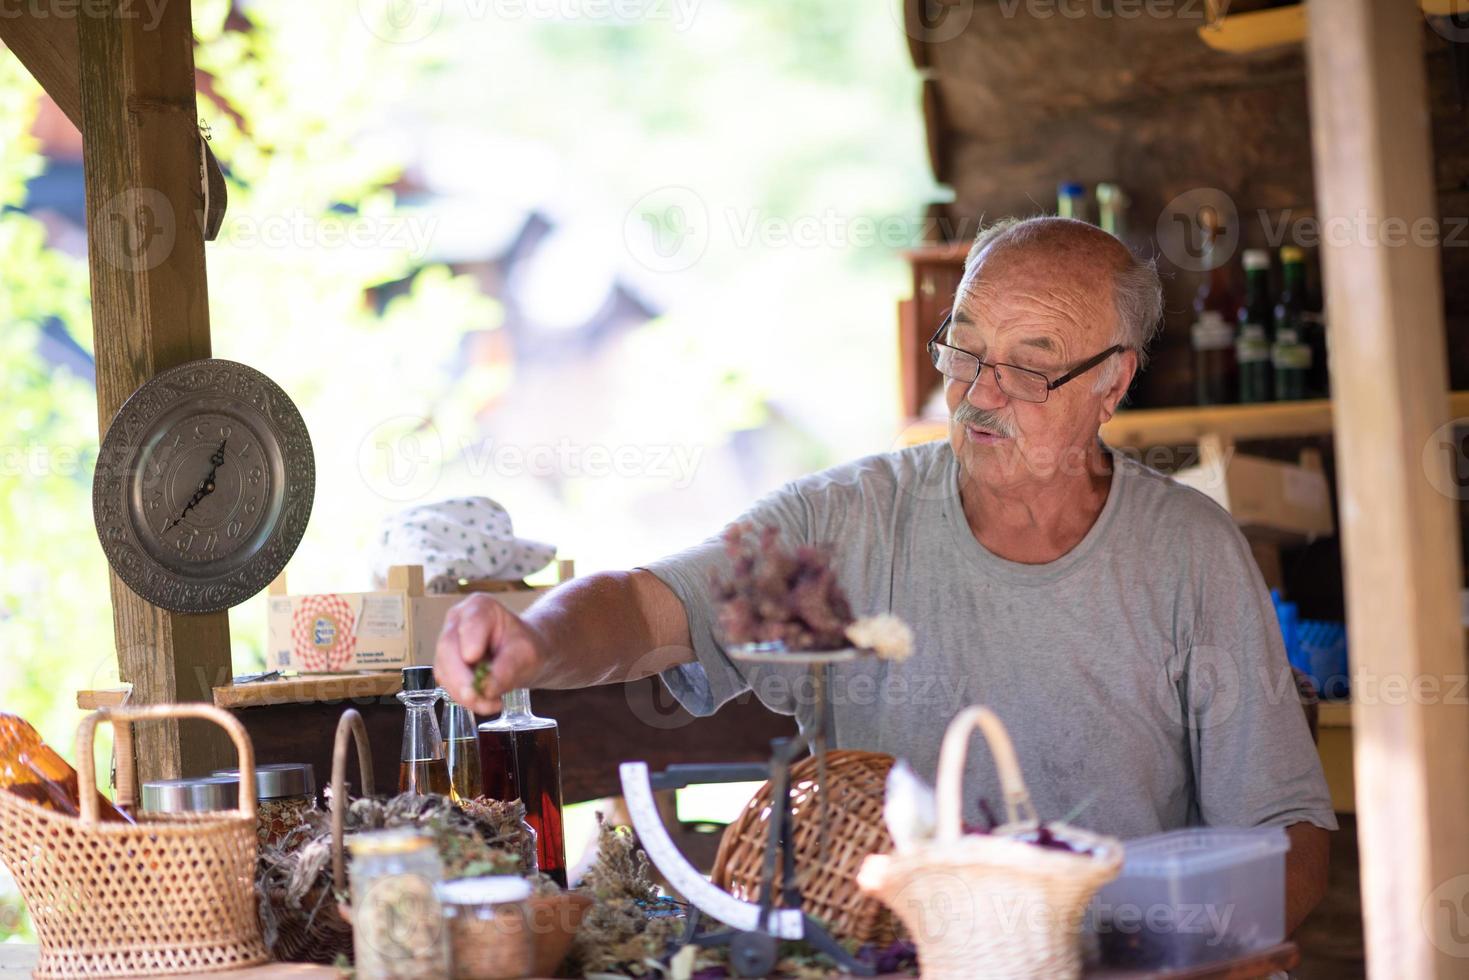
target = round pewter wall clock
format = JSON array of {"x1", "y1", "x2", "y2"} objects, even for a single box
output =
[{"x1": 92, "y1": 358, "x2": 315, "y2": 613}]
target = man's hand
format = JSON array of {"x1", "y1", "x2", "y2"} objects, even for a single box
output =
[{"x1": 434, "y1": 594, "x2": 546, "y2": 715}]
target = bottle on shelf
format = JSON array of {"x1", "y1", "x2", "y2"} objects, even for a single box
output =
[
  {"x1": 1236, "y1": 249, "x2": 1274, "y2": 403},
  {"x1": 1190, "y1": 213, "x2": 1237, "y2": 406},
  {"x1": 1096, "y1": 182, "x2": 1129, "y2": 239},
  {"x1": 0, "y1": 712, "x2": 134, "y2": 823},
  {"x1": 1057, "y1": 182, "x2": 1088, "y2": 223},
  {"x1": 478, "y1": 689, "x2": 567, "y2": 887},
  {"x1": 398, "y1": 666, "x2": 451, "y2": 796},
  {"x1": 1272, "y1": 246, "x2": 1312, "y2": 401},
  {"x1": 440, "y1": 691, "x2": 483, "y2": 803}
]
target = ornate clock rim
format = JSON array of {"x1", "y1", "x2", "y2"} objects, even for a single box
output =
[{"x1": 92, "y1": 358, "x2": 315, "y2": 614}]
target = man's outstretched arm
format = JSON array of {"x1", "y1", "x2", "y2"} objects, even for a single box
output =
[{"x1": 434, "y1": 569, "x2": 695, "y2": 715}]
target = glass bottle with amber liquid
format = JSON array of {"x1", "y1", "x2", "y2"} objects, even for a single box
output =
[
  {"x1": 398, "y1": 667, "x2": 451, "y2": 796},
  {"x1": 478, "y1": 689, "x2": 566, "y2": 886},
  {"x1": 0, "y1": 712, "x2": 134, "y2": 822},
  {"x1": 439, "y1": 692, "x2": 483, "y2": 803}
]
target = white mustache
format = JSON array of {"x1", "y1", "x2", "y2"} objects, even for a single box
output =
[{"x1": 952, "y1": 405, "x2": 1015, "y2": 438}]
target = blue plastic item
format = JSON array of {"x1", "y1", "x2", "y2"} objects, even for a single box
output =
[{"x1": 1271, "y1": 590, "x2": 1348, "y2": 699}]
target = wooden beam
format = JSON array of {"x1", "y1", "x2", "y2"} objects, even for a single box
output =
[
  {"x1": 0, "y1": 11, "x2": 227, "y2": 239},
  {"x1": 78, "y1": 0, "x2": 232, "y2": 781},
  {"x1": 1305, "y1": 0, "x2": 1469, "y2": 975}
]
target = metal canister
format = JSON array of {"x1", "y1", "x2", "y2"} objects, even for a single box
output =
[
  {"x1": 438, "y1": 876, "x2": 533, "y2": 980},
  {"x1": 139, "y1": 775, "x2": 240, "y2": 814},
  {"x1": 213, "y1": 762, "x2": 315, "y2": 843},
  {"x1": 347, "y1": 829, "x2": 448, "y2": 980}
]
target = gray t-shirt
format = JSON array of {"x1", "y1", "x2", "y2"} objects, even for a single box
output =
[{"x1": 639, "y1": 439, "x2": 1337, "y2": 840}]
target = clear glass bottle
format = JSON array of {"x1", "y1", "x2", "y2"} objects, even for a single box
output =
[
  {"x1": 440, "y1": 692, "x2": 484, "y2": 803},
  {"x1": 398, "y1": 667, "x2": 451, "y2": 797},
  {"x1": 478, "y1": 689, "x2": 567, "y2": 886}
]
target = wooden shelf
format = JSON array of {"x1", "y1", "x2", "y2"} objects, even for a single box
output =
[
  {"x1": 1197, "y1": 5, "x2": 1304, "y2": 54},
  {"x1": 77, "y1": 673, "x2": 404, "y2": 711},
  {"x1": 898, "y1": 390, "x2": 1469, "y2": 451}
]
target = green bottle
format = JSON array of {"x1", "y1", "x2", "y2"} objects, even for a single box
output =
[
  {"x1": 1272, "y1": 247, "x2": 1311, "y2": 401},
  {"x1": 1236, "y1": 249, "x2": 1273, "y2": 403}
]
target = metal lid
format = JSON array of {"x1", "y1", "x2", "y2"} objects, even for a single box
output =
[
  {"x1": 141, "y1": 775, "x2": 240, "y2": 814},
  {"x1": 347, "y1": 828, "x2": 433, "y2": 857},
  {"x1": 1242, "y1": 249, "x2": 1271, "y2": 270},
  {"x1": 212, "y1": 762, "x2": 315, "y2": 800},
  {"x1": 402, "y1": 665, "x2": 436, "y2": 692},
  {"x1": 437, "y1": 876, "x2": 531, "y2": 907}
]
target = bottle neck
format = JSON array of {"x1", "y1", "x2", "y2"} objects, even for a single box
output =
[
  {"x1": 501, "y1": 688, "x2": 533, "y2": 718},
  {"x1": 1244, "y1": 268, "x2": 1269, "y2": 305}
]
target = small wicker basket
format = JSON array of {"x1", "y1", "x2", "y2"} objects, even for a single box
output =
[
  {"x1": 263, "y1": 708, "x2": 374, "y2": 963},
  {"x1": 711, "y1": 749, "x2": 899, "y2": 946},
  {"x1": 0, "y1": 704, "x2": 268, "y2": 978},
  {"x1": 858, "y1": 706, "x2": 1124, "y2": 980}
]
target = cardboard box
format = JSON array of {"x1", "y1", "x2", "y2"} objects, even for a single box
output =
[
  {"x1": 1173, "y1": 440, "x2": 1334, "y2": 539},
  {"x1": 267, "y1": 566, "x2": 557, "y2": 673}
]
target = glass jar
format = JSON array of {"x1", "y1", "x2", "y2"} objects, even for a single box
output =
[
  {"x1": 438, "y1": 877, "x2": 533, "y2": 980},
  {"x1": 348, "y1": 829, "x2": 449, "y2": 980},
  {"x1": 213, "y1": 762, "x2": 315, "y2": 844}
]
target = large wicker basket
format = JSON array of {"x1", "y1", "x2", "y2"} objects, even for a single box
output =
[
  {"x1": 711, "y1": 749, "x2": 898, "y2": 945},
  {"x1": 0, "y1": 704, "x2": 268, "y2": 978},
  {"x1": 858, "y1": 706, "x2": 1124, "y2": 980}
]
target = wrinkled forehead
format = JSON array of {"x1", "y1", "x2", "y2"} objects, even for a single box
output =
[{"x1": 951, "y1": 246, "x2": 1117, "y2": 349}]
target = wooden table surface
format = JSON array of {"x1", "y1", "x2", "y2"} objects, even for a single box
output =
[{"x1": 0, "y1": 942, "x2": 1298, "y2": 978}]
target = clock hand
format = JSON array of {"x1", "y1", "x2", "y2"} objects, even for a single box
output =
[{"x1": 162, "y1": 439, "x2": 228, "y2": 533}]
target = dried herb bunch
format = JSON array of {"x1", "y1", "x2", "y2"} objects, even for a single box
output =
[
  {"x1": 565, "y1": 814, "x2": 683, "y2": 977},
  {"x1": 254, "y1": 791, "x2": 546, "y2": 959},
  {"x1": 712, "y1": 523, "x2": 854, "y2": 651}
]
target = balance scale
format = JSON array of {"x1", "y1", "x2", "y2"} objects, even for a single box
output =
[{"x1": 617, "y1": 646, "x2": 876, "y2": 979}]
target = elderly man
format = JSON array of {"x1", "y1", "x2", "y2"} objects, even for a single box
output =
[{"x1": 437, "y1": 216, "x2": 1335, "y2": 932}]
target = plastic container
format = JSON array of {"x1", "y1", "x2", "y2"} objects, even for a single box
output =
[{"x1": 1090, "y1": 827, "x2": 1288, "y2": 971}]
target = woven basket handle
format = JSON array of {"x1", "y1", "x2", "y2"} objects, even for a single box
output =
[
  {"x1": 74, "y1": 703, "x2": 256, "y2": 825},
  {"x1": 330, "y1": 708, "x2": 375, "y2": 895},
  {"x1": 935, "y1": 705, "x2": 1037, "y2": 842}
]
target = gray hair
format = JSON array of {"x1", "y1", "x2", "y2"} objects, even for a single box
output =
[{"x1": 959, "y1": 217, "x2": 1164, "y2": 390}]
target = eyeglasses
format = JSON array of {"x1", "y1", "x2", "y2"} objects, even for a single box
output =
[{"x1": 927, "y1": 313, "x2": 1126, "y2": 404}]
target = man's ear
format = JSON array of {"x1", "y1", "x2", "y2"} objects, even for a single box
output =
[{"x1": 1098, "y1": 350, "x2": 1138, "y2": 423}]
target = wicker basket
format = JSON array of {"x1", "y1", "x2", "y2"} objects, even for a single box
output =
[
  {"x1": 858, "y1": 707, "x2": 1124, "y2": 980},
  {"x1": 263, "y1": 708, "x2": 374, "y2": 963},
  {"x1": 0, "y1": 704, "x2": 268, "y2": 978},
  {"x1": 711, "y1": 749, "x2": 899, "y2": 945}
]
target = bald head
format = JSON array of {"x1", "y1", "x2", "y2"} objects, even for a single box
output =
[{"x1": 955, "y1": 217, "x2": 1162, "y2": 368}]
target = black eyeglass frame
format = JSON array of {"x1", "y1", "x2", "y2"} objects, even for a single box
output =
[{"x1": 926, "y1": 313, "x2": 1127, "y2": 403}]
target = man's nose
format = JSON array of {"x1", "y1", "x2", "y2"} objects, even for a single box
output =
[{"x1": 965, "y1": 366, "x2": 1008, "y2": 411}]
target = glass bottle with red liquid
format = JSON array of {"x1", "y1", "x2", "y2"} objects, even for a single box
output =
[{"x1": 478, "y1": 689, "x2": 566, "y2": 887}]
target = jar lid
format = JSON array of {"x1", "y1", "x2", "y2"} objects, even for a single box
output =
[
  {"x1": 141, "y1": 775, "x2": 240, "y2": 813},
  {"x1": 348, "y1": 828, "x2": 433, "y2": 857},
  {"x1": 212, "y1": 763, "x2": 316, "y2": 800},
  {"x1": 437, "y1": 876, "x2": 532, "y2": 907}
]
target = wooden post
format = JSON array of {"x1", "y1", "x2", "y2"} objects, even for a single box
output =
[
  {"x1": 76, "y1": 0, "x2": 231, "y2": 780},
  {"x1": 1305, "y1": 1, "x2": 1469, "y2": 975}
]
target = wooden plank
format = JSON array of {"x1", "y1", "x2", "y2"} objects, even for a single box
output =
[
  {"x1": 77, "y1": 0, "x2": 231, "y2": 781},
  {"x1": 896, "y1": 392, "x2": 1469, "y2": 450},
  {"x1": 1305, "y1": 0, "x2": 1469, "y2": 975},
  {"x1": 0, "y1": 13, "x2": 227, "y2": 238}
]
